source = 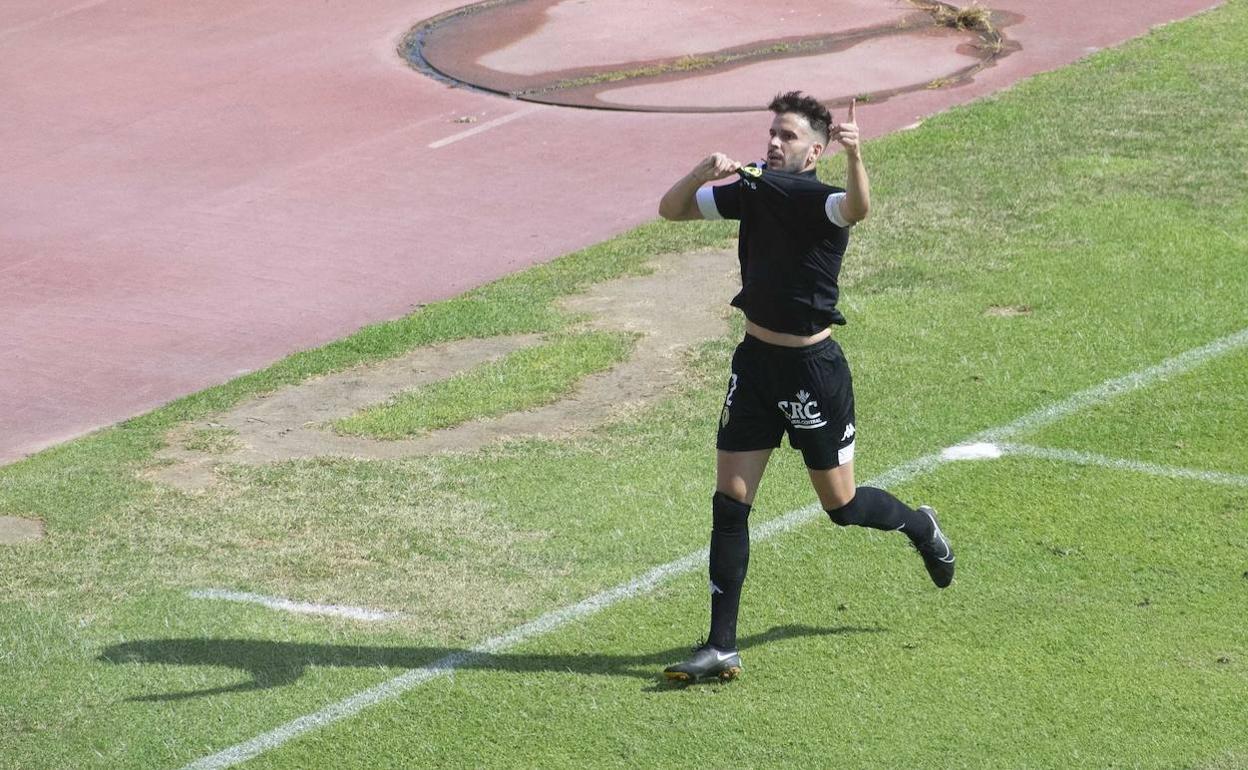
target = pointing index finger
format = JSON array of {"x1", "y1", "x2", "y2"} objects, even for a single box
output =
[{"x1": 848, "y1": 98, "x2": 857, "y2": 124}]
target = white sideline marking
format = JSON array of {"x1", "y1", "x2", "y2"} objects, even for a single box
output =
[
  {"x1": 188, "y1": 590, "x2": 402, "y2": 622},
  {"x1": 941, "y1": 442, "x2": 1003, "y2": 461},
  {"x1": 1000, "y1": 444, "x2": 1248, "y2": 488},
  {"x1": 185, "y1": 326, "x2": 1248, "y2": 770},
  {"x1": 428, "y1": 108, "x2": 539, "y2": 149}
]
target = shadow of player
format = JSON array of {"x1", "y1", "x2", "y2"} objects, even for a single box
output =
[{"x1": 98, "y1": 623, "x2": 883, "y2": 701}]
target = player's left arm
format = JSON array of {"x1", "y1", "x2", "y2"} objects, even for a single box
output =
[{"x1": 831, "y1": 99, "x2": 870, "y2": 224}]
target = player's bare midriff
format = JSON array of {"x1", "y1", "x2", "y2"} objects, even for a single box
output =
[{"x1": 745, "y1": 319, "x2": 831, "y2": 348}]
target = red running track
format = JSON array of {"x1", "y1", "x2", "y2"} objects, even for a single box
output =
[{"x1": 0, "y1": 0, "x2": 1221, "y2": 464}]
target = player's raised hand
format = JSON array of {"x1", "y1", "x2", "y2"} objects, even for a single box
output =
[
  {"x1": 830, "y1": 99, "x2": 860, "y2": 155},
  {"x1": 693, "y1": 152, "x2": 741, "y2": 182}
]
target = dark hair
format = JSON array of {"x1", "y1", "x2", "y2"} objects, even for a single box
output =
[{"x1": 768, "y1": 91, "x2": 831, "y2": 142}]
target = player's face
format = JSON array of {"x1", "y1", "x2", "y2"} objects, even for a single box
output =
[{"x1": 766, "y1": 112, "x2": 824, "y2": 173}]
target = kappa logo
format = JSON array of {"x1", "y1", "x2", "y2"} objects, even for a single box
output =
[
  {"x1": 777, "y1": 389, "x2": 826, "y2": 429},
  {"x1": 841, "y1": 423, "x2": 855, "y2": 441}
]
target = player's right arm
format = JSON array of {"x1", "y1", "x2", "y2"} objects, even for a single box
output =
[{"x1": 658, "y1": 153, "x2": 741, "y2": 221}]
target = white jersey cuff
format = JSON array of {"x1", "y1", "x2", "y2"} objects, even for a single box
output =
[
  {"x1": 825, "y1": 192, "x2": 853, "y2": 228},
  {"x1": 696, "y1": 186, "x2": 722, "y2": 220}
]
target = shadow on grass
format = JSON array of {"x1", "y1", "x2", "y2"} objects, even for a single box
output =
[{"x1": 99, "y1": 623, "x2": 882, "y2": 700}]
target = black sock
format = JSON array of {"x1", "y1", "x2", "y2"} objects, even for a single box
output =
[
  {"x1": 825, "y1": 486, "x2": 934, "y2": 544},
  {"x1": 708, "y1": 491, "x2": 751, "y2": 651}
]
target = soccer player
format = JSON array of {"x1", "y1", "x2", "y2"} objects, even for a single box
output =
[{"x1": 657, "y1": 91, "x2": 955, "y2": 682}]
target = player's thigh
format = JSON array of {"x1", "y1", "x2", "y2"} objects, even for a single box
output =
[
  {"x1": 807, "y1": 460, "x2": 855, "y2": 509},
  {"x1": 716, "y1": 449, "x2": 773, "y2": 505}
]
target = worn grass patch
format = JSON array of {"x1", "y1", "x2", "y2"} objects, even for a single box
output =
[
  {"x1": 182, "y1": 426, "x2": 241, "y2": 454},
  {"x1": 333, "y1": 331, "x2": 638, "y2": 439}
]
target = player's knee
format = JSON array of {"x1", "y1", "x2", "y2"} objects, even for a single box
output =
[
  {"x1": 712, "y1": 491, "x2": 751, "y2": 535},
  {"x1": 825, "y1": 495, "x2": 863, "y2": 527}
]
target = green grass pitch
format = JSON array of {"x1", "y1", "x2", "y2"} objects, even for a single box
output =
[{"x1": 2, "y1": 2, "x2": 1247, "y2": 768}]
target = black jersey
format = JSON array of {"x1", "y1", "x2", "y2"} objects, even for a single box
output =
[{"x1": 698, "y1": 166, "x2": 852, "y2": 335}]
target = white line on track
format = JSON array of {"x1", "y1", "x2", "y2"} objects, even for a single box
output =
[
  {"x1": 999, "y1": 443, "x2": 1248, "y2": 487},
  {"x1": 0, "y1": 0, "x2": 110, "y2": 40},
  {"x1": 428, "y1": 107, "x2": 540, "y2": 149},
  {"x1": 184, "y1": 326, "x2": 1248, "y2": 770},
  {"x1": 188, "y1": 590, "x2": 402, "y2": 622}
]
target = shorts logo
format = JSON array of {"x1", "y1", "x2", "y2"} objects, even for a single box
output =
[
  {"x1": 724, "y1": 373, "x2": 738, "y2": 407},
  {"x1": 778, "y1": 389, "x2": 826, "y2": 429},
  {"x1": 721, "y1": 373, "x2": 738, "y2": 428},
  {"x1": 841, "y1": 423, "x2": 855, "y2": 441}
]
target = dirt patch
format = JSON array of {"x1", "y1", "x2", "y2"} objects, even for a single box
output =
[
  {"x1": 148, "y1": 249, "x2": 738, "y2": 490},
  {"x1": 0, "y1": 516, "x2": 45, "y2": 545},
  {"x1": 984, "y1": 304, "x2": 1033, "y2": 317}
]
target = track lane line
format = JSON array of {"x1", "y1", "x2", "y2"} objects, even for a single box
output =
[
  {"x1": 0, "y1": 0, "x2": 110, "y2": 40},
  {"x1": 427, "y1": 107, "x2": 540, "y2": 149}
]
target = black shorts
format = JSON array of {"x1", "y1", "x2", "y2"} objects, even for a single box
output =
[{"x1": 716, "y1": 334, "x2": 856, "y2": 470}]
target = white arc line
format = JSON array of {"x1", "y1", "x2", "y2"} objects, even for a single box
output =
[
  {"x1": 428, "y1": 108, "x2": 539, "y2": 149},
  {"x1": 1000, "y1": 444, "x2": 1248, "y2": 487},
  {"x1": 184, "y1": 325, "x2": 1248, "y2": 770},
  {"x1": 188, "y1": 590, "x2": 403, "y2": 622}
]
